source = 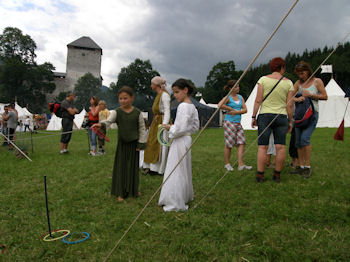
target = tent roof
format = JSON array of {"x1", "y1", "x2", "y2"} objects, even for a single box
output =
[
  {"x1": 325, "y1": 79, "x2": 345, "y2": 96},
  {"x1": 199, "y1": 98, "x2": 207, "y2": 105},
  {"x1": 241, "y1": 84, "x2": 258, "y2": 130}
]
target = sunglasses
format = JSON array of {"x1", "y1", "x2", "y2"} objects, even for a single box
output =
[{"x1": 295, "y1": 64, "x2": 308, "y2": 70}]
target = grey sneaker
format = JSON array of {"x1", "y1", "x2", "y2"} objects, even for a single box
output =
[
  {"x1": 290, "y1": 166, "x2": 303, "y2": 175},
  {"x1": 238, "y1": 165, "x2": 253, "y2": 171},
  {"x1": 224, "y1": 164, "x2": 234, "y2": 171},
  {"x1": 303, "y1": 167, "x2": 312, "y2": 178}
]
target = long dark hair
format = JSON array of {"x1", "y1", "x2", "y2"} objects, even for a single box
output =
[
  {"x1": 223, "y1": 80, "x2": 237, "y2": 91},
  {"x1": 171, "y1": 78, "x2": 194, "y2": 95},
  {"x1": 90, "y1": 96, "x2": 99, "y2": 106},
  {"x1": 294, "y1": 61, "x2": 313, "y2": 80}
]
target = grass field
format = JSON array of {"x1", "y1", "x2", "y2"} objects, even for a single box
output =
[{"x1": 1, "y1": 127, "x2": 350, "y2": 261}]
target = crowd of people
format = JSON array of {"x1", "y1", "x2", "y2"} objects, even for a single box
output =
[
  {"x1": 0, "y1": 57, "x2": 326, "y2": 212},
  {"x1": 56, "y1": 58, "x2": 327, "y2": 211}
]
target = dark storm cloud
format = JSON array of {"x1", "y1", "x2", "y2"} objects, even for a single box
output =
[{"x1": 123, "y1": 0, "x2": 350, "y2": 86}]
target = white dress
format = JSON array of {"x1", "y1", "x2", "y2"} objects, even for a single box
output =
[
  {"x1": 158, "y1": 102, "x2": 199, "y2": 212},
  {"x1": 143, "y1": 92, "x2": 171, "y2": 174}
]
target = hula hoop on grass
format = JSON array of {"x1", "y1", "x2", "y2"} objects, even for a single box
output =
[
  {"x1": 157, "y1": 125, "x2": 172, "y2": 147},
  {"x1": 42, "y1": 230, "x2": 71, "y2": 242},
  {"x1": 62, "y1": 232, "x2": 90, "y2": 244}
]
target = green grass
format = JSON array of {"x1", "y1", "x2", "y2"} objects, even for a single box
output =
[{"x1": 1, "y1": 128, "x2": 350, "y2": 261}]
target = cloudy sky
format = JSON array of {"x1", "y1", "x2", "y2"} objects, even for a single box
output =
[{"x1": 0, "y1": 0, "x2": 349, "y2": 88}]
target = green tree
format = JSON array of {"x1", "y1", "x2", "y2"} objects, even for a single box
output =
[
  {"x1": 203, "y1": 60, "x2": 241, "y2": 103},
  {"x1": 96, "y1": 85, "x2": 120, "y2": 110},
  {"x1": 55, "y1": 91, "x2": 68, "y2": 102},
  {"x1": 74, "y1": 73, "x2": 102, "y2": 110},
  {"x1": 0, "y1": 27, "x2": 36, "y2": 63},
  {"x1": 0, "y1": 27, "x2": 55, "y2": 112},
  {"x1": 113, "y1": 58, "x2": 160, "y2": 110}
]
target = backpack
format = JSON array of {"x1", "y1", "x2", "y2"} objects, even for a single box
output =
[
  {"x1": 294, "y1": 93, "x2": 314, "y2": 128},
  {"x1": 48, "y1": 102, "x2": 63, "y2": 118}
]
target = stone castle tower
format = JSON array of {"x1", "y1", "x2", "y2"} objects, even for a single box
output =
[{"x1": 49, "y1": 36, "x2": 102, "y2": 100}]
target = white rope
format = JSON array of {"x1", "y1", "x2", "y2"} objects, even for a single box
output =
[
  {"x1": 14, "y1": 129, "x2": 85, "y2": 142},
  {"x1": 103, "y1": 1, "x2": 299, "y2": 261}
]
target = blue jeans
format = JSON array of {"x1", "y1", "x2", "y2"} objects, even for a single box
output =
[
  {"x1": 257, "y1": 114, "x2": 289, "y2": 145},
  {"x1": 88, "y1": 128, "x2": 97, "y2": 151},
  {"x1": 295, "y1": 112, "x2": 319, "y2": 148}
]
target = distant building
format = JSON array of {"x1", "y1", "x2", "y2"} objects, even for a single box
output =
[{"x1": 48, "y1": 36, "x2": 103, "y2": 101}]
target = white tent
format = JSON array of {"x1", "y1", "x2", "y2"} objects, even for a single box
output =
[
  {"x1": 317, "y1": 78, "x2": 350, "y2": 128},
  {"x1": 73, "y1": 109, "x2": 86, "y2": 129},
  {"x1": 0, "y1": 102, "x2": 34, "y2": 131},
  {"x1": 46, "y1": 114, "x2": 62, "y2": 130},
  {"x1": 46, "y1": 109, "x2": 87, "y2": 131},
  {"x1": 0, "y1": 102, "x2": 32, "y2": 118},
  {"x1": 241, "y1": 84, "x2": 258, "y2": 130}
]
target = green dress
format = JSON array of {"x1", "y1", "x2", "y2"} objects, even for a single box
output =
[{"x1": 106, "y1": 107, "x2": 147, "y2": 198}]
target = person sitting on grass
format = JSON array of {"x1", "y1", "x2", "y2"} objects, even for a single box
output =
[{"x1": 93, "y1": 86, "x2": 147, "y2": 202}]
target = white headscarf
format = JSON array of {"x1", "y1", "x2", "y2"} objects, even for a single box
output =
[{"x1": 151, "y1": 76, "x2": 167, "y2": 91}]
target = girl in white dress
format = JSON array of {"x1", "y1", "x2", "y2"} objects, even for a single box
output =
[{"x1": 158, "y1": 78, "x2": 199, "y2": 212}]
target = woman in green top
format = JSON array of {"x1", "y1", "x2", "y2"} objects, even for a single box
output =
[
  {"x1": 251, "y1": 57, "x2": 294, "y2": 183},
  {"x1": 93, "y1": 86, "x2": 147, "y2": 202}
]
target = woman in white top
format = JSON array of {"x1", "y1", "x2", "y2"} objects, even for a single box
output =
[
  {"x1": 159, "y1": 78, "x2": 199, "y2": 211},
  {"x1": 292, "y1": 61, "x2": 327, "y2": 178},
  {"x1": 143, "y1": 76, "x2": 171, "y2": 175}
]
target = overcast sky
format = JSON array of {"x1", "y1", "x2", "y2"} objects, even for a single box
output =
[{"x1": 1, "y1": 0, "x2": 349, "y2": 88}]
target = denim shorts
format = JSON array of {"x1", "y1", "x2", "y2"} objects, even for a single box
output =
[
  {"x1": 257, "y1": 113, "x2": 289, "y2": 145},
  {"x1": 295, "y1": 112, "x2": 318, "y2": 148}
]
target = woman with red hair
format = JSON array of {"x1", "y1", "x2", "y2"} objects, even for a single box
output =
[{"x1": 251, "y1": 57, "x2": 294, "y2": 183}]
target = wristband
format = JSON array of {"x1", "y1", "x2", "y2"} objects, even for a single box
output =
[{"x1": 252, "y1": 116, "x2": 256, "y2": 119}]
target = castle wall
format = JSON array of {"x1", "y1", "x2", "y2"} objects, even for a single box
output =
[
  {"x1": 47, "y1": 76, "x2": 67, "y2": 102},
  {"x1": 47, "y1": 38, "x2": 102, "y2": 103},
  {"x1": 66, "y1": 47, "x2": 101, "y2": 90}
]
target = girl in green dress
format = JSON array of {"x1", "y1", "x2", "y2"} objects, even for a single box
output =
[{"x1": 93, "y1": 86, "x2": 147, "y2": 202}]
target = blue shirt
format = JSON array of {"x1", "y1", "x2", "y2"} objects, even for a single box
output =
[{"x1": 224, "y1": 95, "x2": 243, "y2": 123}]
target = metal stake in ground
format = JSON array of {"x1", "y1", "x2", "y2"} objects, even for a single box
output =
[
  {"x1": 30, "y1": 130, "x2": 34, "y2": 153},
  {"x1": 44, "y1": 176, "x2": 52, "y2": 237}
]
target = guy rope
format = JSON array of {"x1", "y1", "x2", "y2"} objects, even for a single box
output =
[{"x1": 103, "y1": 1, "x2": 300, "y2": 260}]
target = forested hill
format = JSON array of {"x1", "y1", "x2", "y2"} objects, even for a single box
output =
[{"x1": 241, "y1": 42, "x2": 350, "y2": 96}]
